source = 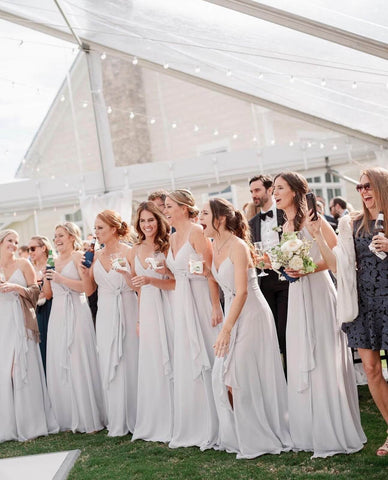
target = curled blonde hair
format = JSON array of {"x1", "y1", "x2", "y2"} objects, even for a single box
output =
[
  {"x1": 55, "y1": 222, "x2": 83, "y2": 251},
  {"x1": 167, "y1": 189, "x2": 199, "y2": 219}
]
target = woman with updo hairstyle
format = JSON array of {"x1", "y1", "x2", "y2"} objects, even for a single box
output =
[
  {"x1": 28, "y1": 235, "x2": 53, "y2": 373},
  {"x1": 273, "y1": 172, "x2": 366, "y2": 457},
  {"x1": 0, "y1": 229, "x2": 58, "y2": 443},
  {"x1": 44, "y1": 222, "x2": 106, "y2": 434},
  {"x1": 129, "y1": 202, "x2": 175, "y2": 443},
  {"x1": 198, "y1": 198, "x2": 292, "y2": 458},
  {"x1": 81, "y1": 210, "x2": 138, "y2": 436},
  {"x1": 164, "y1": 188, "x2": 222, "y2": 449}
]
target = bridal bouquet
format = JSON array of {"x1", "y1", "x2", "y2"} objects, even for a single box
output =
[{"x1": 269, "y1": 232, "x2": 317, "y2": 282}]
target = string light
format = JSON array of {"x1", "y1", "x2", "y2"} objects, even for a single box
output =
[
  {"x1": 289, "y1": 75, "x2": 295, "y2": 83},
  {"x1": 252, "y1": 136, "x2": 257, "y2": 143},
  {"x1": 226, "y1": 69, "x2": 232, "y2": 77},
  {"x1": 333, "y1": 144, "x2": 338, "y2": 150},
  {"x1": 352, "y1": 81, "x2": 357, "y2": 89},
  {"x1": 107, "y1": 106, "x2": 112, "y2": 114},
  {"x1": 270, "y1": 139, "x2": 275, "y2": 145},
  {"x1": 60, "y1": 94, "x2": 65, "y2": 102},
  {"x1": 150, "y1": 118, "x2": 156, "y2": 124},
  {"x1": 100, "y1": 52, "x2": 106, "y2": 60},
  {"x1": 258, "y1": 73, "x2": 263, "y2": 79},
  {"x1": 289, "y1": 141, "x2": 294, "y2": 146},
  {"x1": 163, "y1": 63, "x2": 169, "y2": 69},
  {"x1": 195, "y1": 66, "x2": 200, "y2": 73},
  {"x1": 321, "y1": 78, "x2": 326, "y2": 86},
  {"x1": 320, "y1": 143, "x2": 325, "y2": 149},
  {"x1": 213, "y1": 129, "x2": 219, "y2": 136},
  {"x1": 82, "y1": 101, "x2": 88, "y2": 108},
  {"x1": 171, "y1": 121, "x2": 177, "y2": 129},
  {"x1": 193, "y1": 124, "x2": 199, "y2": 132},
  {"x1": 129, "y1": 111, "x2": 135, "y2": 119},
  {"x1": 132, "y1": 56, "x2": 138, "y2": 65},
  {"x1": 232, "y1": 133, "x2": 238, "y2": 139}
]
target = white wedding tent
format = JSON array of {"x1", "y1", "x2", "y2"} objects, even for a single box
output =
[{"x1": 0, "y1": 0, "x2": 387, "y2": 238}]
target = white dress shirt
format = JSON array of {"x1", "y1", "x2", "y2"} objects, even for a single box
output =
[{"x1": 260, "y1": 201, "x2": 280, "y2": 249}]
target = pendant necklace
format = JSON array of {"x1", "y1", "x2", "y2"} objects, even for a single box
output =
[{"x1": 215, "y1": 233, "x2": 233, "y2": 255}]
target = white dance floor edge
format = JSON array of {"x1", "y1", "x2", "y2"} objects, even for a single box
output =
[{"x1": 0, "y1": 450, "x2": 81, "y2": 480}]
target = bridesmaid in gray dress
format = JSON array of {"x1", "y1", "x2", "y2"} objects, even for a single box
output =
[
  {"x1": 199, "y1": 198, "x2": 292, "y2": 459},
  {"x1": 273, "y1": 172, "x2": 366, "y2": 458}
]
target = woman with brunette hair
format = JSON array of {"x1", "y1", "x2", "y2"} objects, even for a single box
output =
[
  {"x1": 273, "y1": 172, "x2": 365, "y2": 457},
  {"x1": 28, "y1": 235, "x2": 53, "y2": 373},
  {"x1": 44, "y1": 222, "x2": 106, "y2": 433},
  {"x1": 165, "y1": 189, "x2": 222, "y2": 449},
  {"x1": 199, "y1": 198, "x2": 292, "y2": 458},
  {"x1": 81, "y1": 210, "x2": 138, "y2": 436},
  {"x1": 0, "y1": 229, "x2": 58, "y2": 443},
  {"x1": 308, "y1": 166, "x2": 388, "y2": 456},
  {"x1": 130, "y1": 202, "x2": 175, "y2": 443}
]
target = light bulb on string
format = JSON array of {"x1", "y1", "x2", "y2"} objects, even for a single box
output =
[
  {"x1": 195, "y1": 66, "x2": 200, "y2": 73},
  {"x1": 307, "y1": 142, "x2": 312, "y2": 148},
  {"x1": 258, "y1": 73, "x2": 263, "y2": 80},
  {"x1": 163, "y1": 63, "x2": 169, "y2": 69},
  {"x1": 232, "y1": 133, "x2": 238, "y2": 139},
  {"x1": 352, "y1": 81, "x2": 357, "y2": 89},
  {"x1": 193, "y1": 124, "x2": 199, "y2": 132},
  {"x1": 100, "y1": 52, "x2": 106, "y2": 60},
  {"x1": 51, "y1": 175, "x2": 55, "y2": 180},
  {"x1": 132, "y1": 56, "x2": 138, "y2": 65},
  {"x1": 333, "y1": 144, "x2": 338, "y2": 151},
  {"x1": 320, "y1": 143, "x2": 325, "y2": 149},
  {"x1": 213, "y1": 129, "x2": 219, "y2": 136},
  {"x1": 82, "y1": 101, "x2": 88, "y2": 108},
  {"x1": 226, "y1": 69, "x2": 232, "y2": 77},
  {"x1": 60, "y1": 94, "x2": 65, "y2": 102},
  {"x1": 150, "y1": 118, "x2": 156, "y2": 125},
  {"x1": 107, "y1": 106, "x2": 112, "y2": 114},
  {"x1": 129, "y1": 111, "x2": 135, "y2": 120},
  {"x1": 270, "y1": 139, "x2": 275, "y2": 145},
  {"x1": 321, "y1": 78, "x2": 326, "y2": 86},
  {"x1": 289, "y1": 141, "x2": 294, "y2": 147},
  {"x1": 289, "y1": 75, "x2": 295, "y2": 83},
  {"x1": 171, "y1": 122, "x2": 177, "y2": 129},
  {"x1": 252, "y1": 136, "x2": 257, "y2": 143}
]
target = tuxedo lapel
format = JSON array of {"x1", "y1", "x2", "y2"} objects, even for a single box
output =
[{"x1": 249, "y1": 213, "x2": 262, "y2": 243}]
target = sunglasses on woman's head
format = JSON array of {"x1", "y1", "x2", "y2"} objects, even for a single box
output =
[{"x1": 355, "y1": 182, "x2": 371, "y2": 193}]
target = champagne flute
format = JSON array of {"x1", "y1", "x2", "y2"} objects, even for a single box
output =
[
  {"x1": 254, "y1": 242, "x2": 269, "y2": 277},
  {"x1": 152, "y1": 252, "x2": 165, "y2": 270},
  {"x1": 0, "y1": 266, "x2": 5, "y2": 283}
]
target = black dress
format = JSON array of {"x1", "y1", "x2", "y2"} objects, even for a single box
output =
[
  {"x1": 37, "y1": 298, "x2": 52, "y2": 374},
  {"x1": 342, "y1": 220, "x2": 388, "y2": 350}
]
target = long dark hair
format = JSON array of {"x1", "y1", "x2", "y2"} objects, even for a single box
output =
[
  {"x1": 209, "y1": 198, "x2": 255, "y2": 260},
  {"x1": 274, "y1": 172, "x2": 308, "y2": 232},
  {"x1": 134, "y1": 202, "x2": 170, "y2": 253}
]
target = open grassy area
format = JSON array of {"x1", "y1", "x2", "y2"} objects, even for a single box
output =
[{"x1": 0, "y1": 386, "x2": 386, "y2": 479}]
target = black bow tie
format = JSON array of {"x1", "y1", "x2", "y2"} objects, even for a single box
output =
[{"x1": 260, "y1": 210, "x2": 273, "y2": 221}]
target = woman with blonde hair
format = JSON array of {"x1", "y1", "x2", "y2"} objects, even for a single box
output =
[
  {"x1": 0, "y1": 229, "x2": 58, "y2": 442},
  {"x1": 130, "y1": 202, "x2": 175, "y2": 443},
  {"x1": 308, "y1": 166, "x2": 388, "y2": 456},
  {"x1": 28, "y1": 235, "x2": 53, "y2": 373},
  {"x1": 44, "y1": 222, "x2": 106, "y2": 433},
  {"x1": 165, "y1": 189, "x2": 222, "y2": 449},
  {"x1": 81, "y1": 210, "x2": 139, "y2": 436}
]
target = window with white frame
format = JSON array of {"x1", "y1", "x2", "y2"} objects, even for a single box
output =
[
  {"x1": 201, "y1": 184, "x2": 238, "y2": 207},
  {"x1": 305, "y1": 172, "x2": 342, "y2": 213}
]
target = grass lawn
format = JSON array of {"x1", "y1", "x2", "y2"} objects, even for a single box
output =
[{"x1": 0, "y1": 386, "x2": 386, "y2": 479}]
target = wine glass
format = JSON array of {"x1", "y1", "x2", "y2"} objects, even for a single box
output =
[
  {"x1": 110, "y1": 253, "x2": 126, "y2": 270},
  {"x1": 152, "y1": 252, "x2": 165, "y2": 270},
  {"x1": 254, "y1": 242, "x2": 269, "y2": 277}
]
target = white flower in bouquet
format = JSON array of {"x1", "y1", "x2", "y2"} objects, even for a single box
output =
[
  {"x1": 288, "y1": 255, "x2": 304, "y2": 271},
  {"x1": 281, "y1": 238, "x2": 303, "y2": 253}
]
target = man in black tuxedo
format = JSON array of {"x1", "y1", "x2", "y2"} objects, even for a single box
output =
[{"x1": 248, "y1": 175, "x2": 289, "y2": 372}]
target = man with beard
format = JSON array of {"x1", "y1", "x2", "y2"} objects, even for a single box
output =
[
  {"x1": 248, "y1": 175, "x2": 289, "y2": 374},
  {"x1": 329, "y1": 196, "x2": 349, "y2": 220}
]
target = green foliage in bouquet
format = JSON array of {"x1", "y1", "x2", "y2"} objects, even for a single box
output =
[{"x1": 269, "y1": 231, "x2": 317, "y2": 275}]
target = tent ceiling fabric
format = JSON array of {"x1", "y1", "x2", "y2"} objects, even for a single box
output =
[{"x1": 0, "y1": 0, "x2": 387, "y2": 143}]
